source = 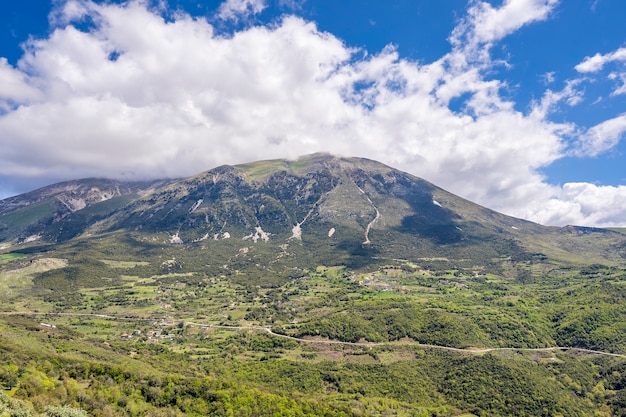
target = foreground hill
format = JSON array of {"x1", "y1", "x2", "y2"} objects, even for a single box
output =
[{"x1": 2, "y1": 154, "x2": 626, "y2": 416}]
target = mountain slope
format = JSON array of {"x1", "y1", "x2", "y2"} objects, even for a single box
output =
[
  {"x1": 1, "y1": 153, "x2": 625, "y2": 272},
  {"x1": 110, "y1": 153, "x2": 626, "y2": 269},
  {"x1": 0, "y1": 178, "x2": 169, "y2": 243}
]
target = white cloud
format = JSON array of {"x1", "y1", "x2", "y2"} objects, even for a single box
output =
[
  {"x1": 607, "y1": 72, "x2": 626, "y2": 96},
  {"x1": 575, "y1": 47, "x2": 626, "y2": 73},
  {"x1": 541, "y1": 71, "x2": 556, "y2": 85},
  {"x1": 575, "y1": 47, "x2": 626, "y2": 98},
  {"x1": 0, "y1": 58, "x2": 43, "y2": 110},
  {"x1": 0, "y1": 0, "x2": 625, "y2": 227},
  {"x1": 530, "y1": 79, "x2": 583, "y2": 119},
  {"x1": 574, "y1": 113, "x2": 626, "y2": 157},
  {"x1": 528, "y1": 183, "x2": 626, "y2": 227},
  {"x1": 441, "y1": 0, "x2": 561, "y2": 117},
  {"x1": 450, "y1": 0, "x2": 559, "y2": 52},
  {"x1": 218, "y1": 0, "x2": 266, "y2": 21}
]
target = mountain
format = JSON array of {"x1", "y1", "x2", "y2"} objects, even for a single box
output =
[
  {"x1": 3, "y1": 154, "x2": 626, "y2": 417},
  {"x1": 2, "y1": 153, "x2": 625, "y2": 273}
]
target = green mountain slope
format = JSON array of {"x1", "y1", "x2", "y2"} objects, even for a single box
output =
[{"x1": 2, "y1": 154, "x2": 626, "y2": 416}]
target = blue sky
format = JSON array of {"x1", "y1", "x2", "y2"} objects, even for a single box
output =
[{"x1": 1, "y1": 0, "x2": 626, "y2": 226}]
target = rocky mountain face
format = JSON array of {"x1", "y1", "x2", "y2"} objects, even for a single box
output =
[
  {"x1": 113, "y1": 154, "x2": 536, "y2": 261},
  {"x1": 1, "y1": 153, "x2": 625, "y2": 270}
]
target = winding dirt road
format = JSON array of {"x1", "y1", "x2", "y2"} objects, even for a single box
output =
[
  {"x1": 4, "y1": 311, "x2": 626, "y2": 359},
  {"x1": 183, "y1": 321, "x2": 626, "y2": 359}
]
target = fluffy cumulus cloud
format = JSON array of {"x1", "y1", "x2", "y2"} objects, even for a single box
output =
[
  {"x1": 0, "y1": 58, "x2": 43, "y2": 111},
  {"x1": 529, "y1": 183, "x2": 626, "y2": 227},
  {"x1": 1, "y1": 0, "x2": 626, "y2": 226}
]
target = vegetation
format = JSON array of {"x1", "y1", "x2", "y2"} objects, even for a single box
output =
[
  {"x1": 2, "y1": 155, "x2": 626, "y2": 415},
  {"x1": 1, "y1": 236, "x2": 626, "y2": 415}
]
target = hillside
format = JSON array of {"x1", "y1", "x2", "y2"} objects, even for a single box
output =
[
  {"x1": 0, "y1": 178, "x2": 169, "y2": 244},
  {"x1": 1, "y1": 154, "x2": 626, "y2": 416}
]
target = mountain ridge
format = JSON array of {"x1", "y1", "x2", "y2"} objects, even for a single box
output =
[{"x1": 0, "y1": 178, "x2": 171, "y2": 244}]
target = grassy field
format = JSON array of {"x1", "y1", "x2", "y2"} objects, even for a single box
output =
[{"x1": 0, "y1": 253, "x2": 27, "y2": 264}]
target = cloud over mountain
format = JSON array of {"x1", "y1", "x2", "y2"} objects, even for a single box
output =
[{"x1": 0, "y1": 0, "x2": 625, "y2": 227}]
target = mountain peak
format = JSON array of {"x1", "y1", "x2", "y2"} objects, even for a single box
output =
[{"x1": 232, "y1": 153, "x2": 395, "y2": 182}]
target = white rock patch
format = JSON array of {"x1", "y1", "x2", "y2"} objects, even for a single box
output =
[
  {"x1": 290, "y1": 224, "x2": 302, "y2": 240},
  {"x1": 193, "y1": 233, "x2": 210, "y2": 242},
  {"x1": 161, "y1": 258, "x2": 177, "y2": 268},
  {"x1": 189, "y1": 199, "x2": 203, "y2": 213},
  {"x1": 170, "y1": 233, "x2": 183, "y2": 244},
  {"x1": 243, "y1": 227, "x2": 270, "y2": 243},
  {"x1": 23, "y1": 235, "x2": 41, "y2": 243}
]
